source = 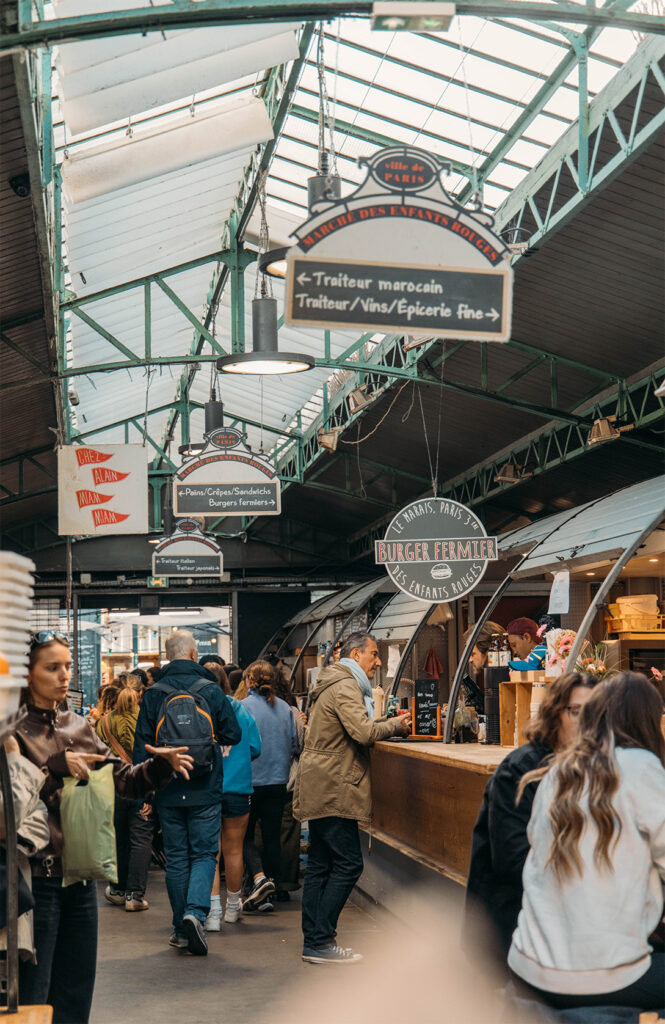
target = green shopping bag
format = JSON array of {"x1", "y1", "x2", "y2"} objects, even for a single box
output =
[{"x1": 60, "y1": 762, "x2": 117, "y2": 887}]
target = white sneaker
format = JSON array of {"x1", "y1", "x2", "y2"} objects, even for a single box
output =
[
  {"x1": 224, "y1": 902, "x2": 240, "y2": 924},
  {"x1": 204, "y1": 908, "x2": 222, "y2": 932}
]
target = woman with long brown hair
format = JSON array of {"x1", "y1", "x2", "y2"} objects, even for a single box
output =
[
  {"x1": 509, "y1": 672, "x2": 665, "y2": 1011},
  {"x1": 465, "y1": 671, "x2": 597, "y2": 961}
]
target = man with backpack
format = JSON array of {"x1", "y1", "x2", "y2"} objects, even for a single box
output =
[{"x1": 134, "y1": 630, "x2": 241, "y2": 955}]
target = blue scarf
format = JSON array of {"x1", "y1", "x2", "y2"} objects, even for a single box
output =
[{"x1": 340, "y1": 658, "x2": 374, "y2": 718}]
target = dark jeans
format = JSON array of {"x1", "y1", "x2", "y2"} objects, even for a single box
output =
[
  {"x1": 159, "y1": 802, "x2": 221, "y2": 928},
  {"x1": 244, "y1": 784, "x2": 288, "y2": 885},
  {"x1": 301, "y1": 816, "x2": 364, "y2": 950},
  {"x1": 513, "y1": 952, "x2": 665, "y2": 1011},
  {"x1": 114, "y1": 797, "x2": 153, "y2": 897},
  {"x1": 19, "y1": 877, "x2": 98, "y2": 1024}
]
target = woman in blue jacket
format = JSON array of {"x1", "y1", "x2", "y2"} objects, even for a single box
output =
[
  {"x1": 203, "y1": 664, "x2": 261, "y2": 930},
  {"x1": 241, "y1": 661, "x2": 299, "y2": 912}
]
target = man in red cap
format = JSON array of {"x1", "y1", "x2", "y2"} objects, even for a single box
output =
[{"x1": 506, "y1": 617, "x2": 547, "y2": 670}]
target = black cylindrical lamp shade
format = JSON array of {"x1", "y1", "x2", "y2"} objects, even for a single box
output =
[
  {"x1": 204, "y1": 399, "x2": 225, "y2": 433},
  {"x1": 216, "y1": 296, "x2": 314, "y2": 375}
]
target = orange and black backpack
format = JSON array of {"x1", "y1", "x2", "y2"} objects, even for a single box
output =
[{"x1": 152, "y1": 680, "x2": 216, "y2": 777}]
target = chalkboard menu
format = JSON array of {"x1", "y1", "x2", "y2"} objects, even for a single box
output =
[
  {"x1": 76, "y1": 617, "x2": 101, "y2": 706},
  {"x1": 413, "y1": 677, "x2": 440, "y2": 736}
]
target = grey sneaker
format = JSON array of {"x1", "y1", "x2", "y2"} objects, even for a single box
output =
[
  {"x1": 125, "y1": 893, "x2": 149, "y2": 912},
  {"x1": 182, "y1": 913, "x2": 208, "y2": 956},
  {"x1": 302, "y1": 944, "x2": 363, "y2": 964},
  {"x1": 169, "y1": 931, "x2": 188, "y2": 949},
  {"x1": 104, "y1": 885, "x2": 125, "y2": 907},
  {"x1": 242, "y1": 876, "x2": 275, "y2": 911}
]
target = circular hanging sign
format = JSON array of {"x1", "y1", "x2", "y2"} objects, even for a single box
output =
[{"x1": 374, "y1": 498, "x2": 499, "y2": 603}]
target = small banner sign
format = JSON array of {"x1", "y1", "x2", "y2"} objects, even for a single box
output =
[
  {"x1": 173, "y1": 427, "x2": 281, "y2": 517},
  {"x1": 285, "y1": 144, "x2": 512, "y2": 341},
  {"x1": 58, "y1": 445, "x2": 148, "y2": 536},
  {"x1": 152, "y1": 520, "x2": 223, "y2": 578},
  {"x1": 375, "y1": 497, "x2": 498, "y2": 602}
]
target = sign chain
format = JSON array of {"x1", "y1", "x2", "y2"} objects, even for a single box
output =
[
  {"x1": 417, "y1": 385, "x2": 437, "y2": 498},
  {"x1": 433, "y1": 342, "x2": 446, "y2": 496},
  {"x1": 456, "y1": 20, "x2": 480, "y2": 204}
]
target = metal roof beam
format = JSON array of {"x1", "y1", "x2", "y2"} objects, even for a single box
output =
[
  {"x1": 152, "y1": 23, "x2": 315, "y2": 474},
  {"x1": 495, "y1": 32, "x2": 665, "y2": 249},
  {"x1": 456, "y1": 0, "x2": 639, "y2": 207},
  {"x1": 4, "y1": 1, "x2": 665, "y2": 52},
  {"x1": 314, "y1": 35, "x2": 575, "y2": 123},
  {"x1": 289, "y1": 103, "x2": 477, "y2": 181},
  {"x1": 347, "y1": 365, "x2": 665, "y2": 560}
]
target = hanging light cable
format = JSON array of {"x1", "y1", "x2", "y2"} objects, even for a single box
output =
[
  {"x1": 307, "y1": 23, "x2": 342, "y2": 212},
  {"x1": 217, "y1": 172, "x2": 314, "y2": 375}
]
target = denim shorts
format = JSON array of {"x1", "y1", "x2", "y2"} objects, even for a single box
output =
[{"x1": 222, "y1": 792, "x2": 250, "y2": 818}]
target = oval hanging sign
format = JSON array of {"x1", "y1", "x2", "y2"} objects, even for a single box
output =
[
  {"x1": 375, "y1": 498, "x2": 499, "y2": 603},
  {"x1": 209, "y1": 429, "x2": 241, "y2": 449},
  {"x1": 370, "y1": 150, "x2": 438, "y2": 192},
  {"x1": 177, "y1": 519, "x2": 199, "y2": 532}
]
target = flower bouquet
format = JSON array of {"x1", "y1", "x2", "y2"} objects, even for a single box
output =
[
  {"x1": 545, "y1": 628, "x2": 577, "y2": 676},
  {"x1": 576, "y1": 642, "x2": 611, "y2": 680}
]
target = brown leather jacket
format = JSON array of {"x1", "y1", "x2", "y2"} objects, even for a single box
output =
[{"x1": 16, "y1": 704, "x2": 173, "y2": 876}]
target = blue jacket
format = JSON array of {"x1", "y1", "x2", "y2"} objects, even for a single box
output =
[
  {"x1": 221, "y1": 698, "x2": 262, "y2": 795},
  {"x1": 509, "y1": 643, "x2": 547, "y2": 671},
  {"x1": 242, "y1": 691, "x2": 298, "y2": 787},
  {"x1": 134, "y1": 660, "x2": 241, "y2": 807}
]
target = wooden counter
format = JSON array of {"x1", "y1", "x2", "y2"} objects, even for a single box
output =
[{"x1": 368, "y1": 741, "x2": 511, "y2": 886}]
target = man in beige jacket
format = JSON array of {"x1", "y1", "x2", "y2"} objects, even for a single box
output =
[{"x1": 293, "y1": 632, "x2": 410, "y2": 964}]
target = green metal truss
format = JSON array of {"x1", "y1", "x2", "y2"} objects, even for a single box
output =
[
  {"x1": 4, "y1": 0, "x2": 665, "y2": 52},
  {"x1": 151, "y1": 23, "x2": 315, "y2": 473},
  {"x1": 346, "y1": 365, "x2": 665, "y2": 561},
  {"x1": 494, "y1": 34, "x2": 665, "y2": 249}
]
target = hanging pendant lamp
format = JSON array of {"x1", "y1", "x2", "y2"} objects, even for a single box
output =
[{"x1": 217, "y1": 296, "x2": 314, "y2": 375}]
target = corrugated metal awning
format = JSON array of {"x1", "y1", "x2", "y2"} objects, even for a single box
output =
[
  {"x1": 498, "y1": 475, "x2": 665, "y2": 577},
  {"x1": 370, "y1": 589, "x2": 428, "y2": 641}
]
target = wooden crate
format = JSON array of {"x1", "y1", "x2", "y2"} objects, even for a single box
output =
[{"x1": 499, "y1": 680, "x2": 532, "y2": 746}]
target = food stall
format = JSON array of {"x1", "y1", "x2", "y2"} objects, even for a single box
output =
[{"x1": 362, "y1": 475, "x2": 665, "y2": 901}]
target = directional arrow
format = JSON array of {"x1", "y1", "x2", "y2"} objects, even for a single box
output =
[
  {"x1": 485, "y1": 308, "x2": 500, "y2": 322},
  {"x1": 296, "y1": 272, "x2": 312, "y2": 285}
]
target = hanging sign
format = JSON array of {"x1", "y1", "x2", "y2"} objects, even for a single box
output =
[
  {"x1": 374, "y1": 497, "x2": 498, "y2": 602},
  {"x1": 173, "y1": 427, "x2": 280, "y2": 517},
  {"x1": 58, "y1": 444, "x2": 148, "y2": 535},
  {"x1": 152, "y1": 519, "x2": 224, "y2": 578},
  {"x1": 285, "y1": 145, "x2": 512, "y2": 341}
]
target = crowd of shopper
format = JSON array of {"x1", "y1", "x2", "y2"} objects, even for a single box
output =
[{"x1": 3, "y1": 624, "x2": 664, "y2": 1023}]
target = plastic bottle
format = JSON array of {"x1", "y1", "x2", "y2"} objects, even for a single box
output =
[{"x1": 499, "y1": 634, "x2": 511, "y2": 667}]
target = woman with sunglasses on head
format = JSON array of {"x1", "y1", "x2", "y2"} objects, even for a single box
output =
[
  {"x1": 465, "y1": 671, "x2": 597, "y2": 965},
  {"x1": 509, "y1": 672, "x2": 665, "y2": 1012},
  {"x1": 15, "y1": 632, "x2": 194, "y2": 1024}
]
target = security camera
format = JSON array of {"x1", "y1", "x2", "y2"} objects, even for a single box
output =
[
  {"x1": 9, "y1": 173, "x2": 30, "y2": 198},
  {"x1": 68, "y1": 387, "x2": 80, "y2": 406}
]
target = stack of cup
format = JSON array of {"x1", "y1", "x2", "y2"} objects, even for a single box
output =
[{"x1": 0, "y1": 551, "x2": 36, "y2": 717}]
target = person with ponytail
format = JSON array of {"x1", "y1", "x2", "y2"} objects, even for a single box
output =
[
  {"x1": 96, "y1": 673, "x2": 154, "y2": 913},
  {"x1": 240, "y1": 660, "x2": 298, "y2": 912},
  {"x1": 508, "y1": 672, "x2": 665, "y2": 1012}
]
